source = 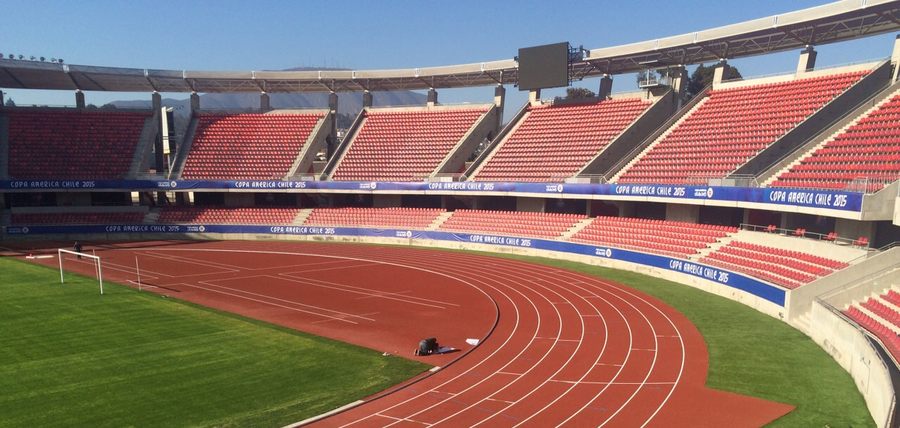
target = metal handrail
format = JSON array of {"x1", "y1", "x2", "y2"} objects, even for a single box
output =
[{"x1": 602, "y1": 84, "x2": 711, "y2": 182}]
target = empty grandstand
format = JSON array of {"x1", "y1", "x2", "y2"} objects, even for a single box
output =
[
  {"x1": 771, "y1": 90, "x2": 900, "y2": 192},
  {"x1": 329, "y1": 106, "x2": 492, "y2": 181},
  {"x1": 180, "y1": 112, "x2": 327, "y2": 180},
  {"x1": 5, "y1": 109, "x2": 152, "y2": 179},
  {"x1": 614, "y1": 69, "x2": 869, "y2": 184},
  {"x1": 471, "y1": 97, "x2": 651, "y2": 182},
  {"x1": 304, "y1": 207, "x2": 444, "y2": 228}
]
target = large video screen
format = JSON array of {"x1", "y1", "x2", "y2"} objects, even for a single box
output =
[{"x1": 517, "y1": 42, "x2": 569, "y2": 91}]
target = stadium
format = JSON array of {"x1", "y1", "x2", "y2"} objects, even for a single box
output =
[{"x1": 1, "y1": 0, "x2": 899, "y2": 426}]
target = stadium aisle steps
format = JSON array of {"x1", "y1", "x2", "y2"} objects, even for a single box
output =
[
  {"x1": 570, "y1": 216, "x2": 735, "y2": 258},
  {"x1": 181, "y1": 112, "x2": 324, "y2": 180},
  {"x1": 331, "y1": 107, "x2": 489, "y2": 181},
  {"x1": 158, "y1": 207, "x2": 302, "y2": 224},
  {"x1": 428, "y1": 211, "x2": 455, "y2": 230},
  {"x1": 303, "y1": 207, "x2": 445, "y2": 229},
  {"x1": 771, "y1": 88, "x2": 900, "y2": 192},
  {"x1": 701, "y1": 240, "x2": 849, "y2": 289},
  {"x1": 473, "y1": 98, "x2": 651, "y2": 182},
  {"x1": 844, "y1": 289, "x2": 900, "y2": 362},
  {"x1": 616, "y1": 70, "x2": 869, "y2": 184},
  {"x1": 439, "y1": 209, "x2": 586, "y2": 239}
]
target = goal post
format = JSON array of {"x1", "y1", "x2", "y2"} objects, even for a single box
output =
[{"x1": 58, "y1": 248, "x2": 104, "y2": 295}]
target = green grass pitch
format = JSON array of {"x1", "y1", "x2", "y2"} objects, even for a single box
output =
[{"x1": 0, "y1": 257, "x2": 428, "y2": 427}]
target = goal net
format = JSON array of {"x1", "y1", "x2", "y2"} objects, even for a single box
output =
[{"x1": 58, "y1": 248, "x2": 104, "y2": 295}]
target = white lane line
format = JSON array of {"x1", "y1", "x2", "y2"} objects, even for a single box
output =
[
  {"x1": 280, "y1": 271, "x2": 461, "y2": 307},
  {"x1": 196, "y1": 276, "x2": 376, "y2": 321},
  {"x1": 170, "y1": 282, "x2": 361, "y2": 324}
]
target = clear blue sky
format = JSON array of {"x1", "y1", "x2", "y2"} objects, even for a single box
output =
[{"x1": 1, "y1": 0, "x2": 896, "y2": 111}]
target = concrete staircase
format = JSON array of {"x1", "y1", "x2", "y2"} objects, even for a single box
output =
[
  {"x1": 428, "y1": 211, "x2": 454, "y2": 230},
  {"x1": 761, "y1": 87, "x2": 900, "y2": 187},
  {"x1": 691, "y1": 234, "x2": 735, "y2": 261},
  {"x1": 127, "y1": 116, "x2": 159, "y2": 177},
  {"x1": 293, "y1": 208, "x2": 313, "y2": 225},
  {"x1": 560, "y1": 218, "x2": 594, "y2": 240},
  {"x1": 608, "y1": 96, "x2": 710, "y2": 182},
  {"x1": 143, "y1": 209, "x2": 160, "y2": 224},
  {"x1": 852, "y1": 286, "x2": 900, "y2": 335}
]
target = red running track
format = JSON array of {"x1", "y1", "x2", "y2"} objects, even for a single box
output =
[{"x1": 17, "y1": 241, "x2": 793, "y2": 427}]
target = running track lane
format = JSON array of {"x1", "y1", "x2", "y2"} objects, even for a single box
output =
[{"x1": 22, "y1": 241, "x2": 793, "y2": 427}]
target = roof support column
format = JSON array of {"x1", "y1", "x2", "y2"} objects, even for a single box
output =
[
  {"x1": 0, "y1": 90, "x2": 4, "y2": 108},
  {"x1": 151, "y1": 92, "x2": 165, "y2": 201},
  {"x1": 669, "y1": 66, "x2": 688, "y2": 107},
  {"x1": 190, "y1": 92, "x2": 200, "y2": 116},
  {"x1": 362, "y1": 90, "x2": 373, "y2": 108},
  {"x1": 493, "y1": 85, "x2": 505, "y2": 131},
  {"x1": 712, "y1": 60, "x2": 731, "y2": 87},
  {"x1": 891, "y1": 35, "x2": 900, "y2": 82},
  {"x1": 796, "y1": 46, "x2": 817, "y2": 74},
  {"x1": 598, "y1": 74, "x2": 613, "y2": 99},
  {"x1": 427, "y1": 88, "x2": 438, "y2": 106},
  {"x1": 528, "y1": 89, "x2": 541, "y2": 106},
  {"x1": 327, "y1": 91, "x2": 338, "y2": 158},
  {"x1": 260, "y1": 92, "x2": 271, "y2": 112},
  {"x1": 75, "y1": 90, "x2": 85, "y2": 109}
]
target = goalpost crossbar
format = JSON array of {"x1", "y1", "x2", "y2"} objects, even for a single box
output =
[{"x1": 58, "y1": 248, "x2": 104, "y2": 295}]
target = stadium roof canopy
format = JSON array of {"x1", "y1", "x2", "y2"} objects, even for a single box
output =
[{"x1": 1, "y1": 0, "x2": 900, "y2": 93}]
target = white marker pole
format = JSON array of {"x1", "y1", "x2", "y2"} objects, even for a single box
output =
[{"x1": 135, "y1": 256, "x2": 142, "y2": 292}]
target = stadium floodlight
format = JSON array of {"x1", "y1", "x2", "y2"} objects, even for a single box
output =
[{"x1": 58, "y1": 248, "x2": 104, "y2": 295}]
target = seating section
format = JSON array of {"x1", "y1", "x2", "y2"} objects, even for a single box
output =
[
  {"x1": 844, "y1": 292, "x2": 900, "y2": 362},
  {"x1": 570, "y1": 216, "x2": 734, "y2": 257},
  {"x1": 617, "y1": 71, "x2": 868, "y2": 184},
  {"x1": 158, "y1": 207, "x2": 301, "y2": 224},
  {"x1": 772, "y1": 93, "x2": 900, "y2": 192},
  {"x1": 473, "y1": 98, "x2": 650, "y2": 182},
  {"x1": 701, "y1": 241, "x2": 849, "y2": 289},
  {"x1": 11, "y1": 212, "x2": 145, "y2": 225},
  {"x1": 6, "y1": 109, "x2": 150, "y2": 179},
  {"x1": 331, "y1": 107, "x2": 488, "y2": 181},
  {"x1": 438, "y1": 210, "x2": 586, "y2": 239},
  {"x1": 304, "y1": 207, "x2": 444, "y2": 229},
  {"x1": 181, "y1": 113, "x2": 324, "y2": 180}
]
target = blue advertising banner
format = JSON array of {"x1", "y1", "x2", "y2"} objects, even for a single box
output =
[
  {"x1": 7, "y1": 223, "x2": 786, "y2": 306},
  {"x1": 0, "y1": 179, "x2": 863, "y2": 213}
]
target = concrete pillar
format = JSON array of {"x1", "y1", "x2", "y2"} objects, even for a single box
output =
[
  {"x1": 796, "y1": 46, "x2": 817, "y2": 74},
  {"x1": 528, "y1": 89, "x2": 541, "y2": 105},
  {"x1": 151, "y1": 92, "x2": 166, "y2": 200},
  {"x1": 327, "y1": 92, "x2": 338, "y2": 158},
  {"x1": 670, "y1": 66, "x2": 688, "y2": 106},
  {"x1": 362, "y1": 90, "x2": 373, "y2": 108},
  {"x1": 712, "y1": 60, "x2": 731, "y2": 87},
  {"x1": 75, "y1": 90, "x2": 85, "y2": 109},
  {"x1": 190, "y1": 92, "x2": 200, "y2": 115},
  {"x1": 598, "y1": 75, "x2": 613, "y2": 99},
  {"x1": 260, "y1": 92, "x2": 271, "y2": 111},
  {"x1": 891, "y1": 35, "x2": 900, "y2": 82},
  {"x1": 427, "y1": 88, "x2": 438, "y2": 106},
  {"x1": 493, "y1": 85, "x2": 505, "y2": 131}
]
